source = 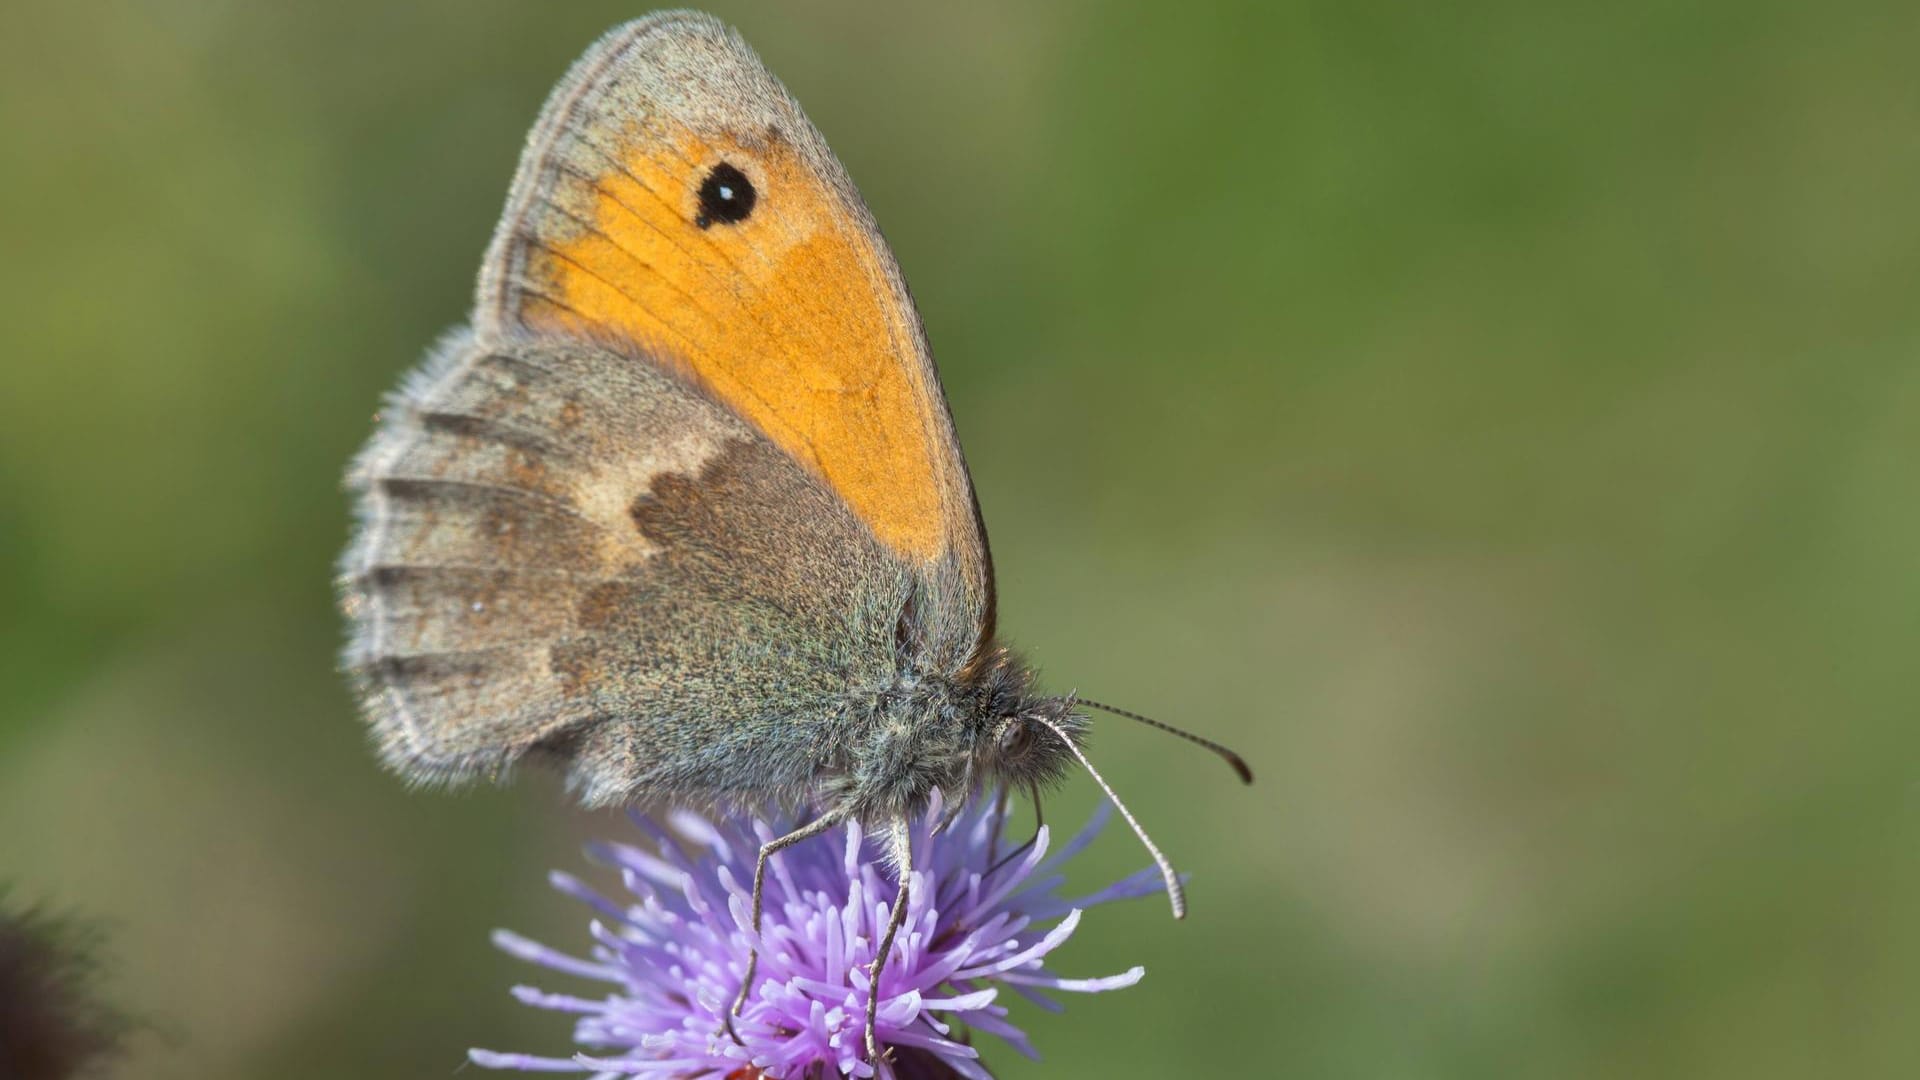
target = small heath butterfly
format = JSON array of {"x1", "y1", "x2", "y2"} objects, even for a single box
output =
[{"x1": 336, "y1": 10, "x2": 1250, "y2": 1054}]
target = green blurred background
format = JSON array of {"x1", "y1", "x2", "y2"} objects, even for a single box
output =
[{"x1": 3, "y1": 1, "x2": 1917, "y2": 1076}]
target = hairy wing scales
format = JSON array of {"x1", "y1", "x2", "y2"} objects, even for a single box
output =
[{"x1": 341, "y1": 331, "x2": 908, "y2": 804}]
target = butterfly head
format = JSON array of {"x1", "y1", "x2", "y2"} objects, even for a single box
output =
[
  {"x1": 971, "y1": 678, "x2": 1255, "y2": 923},
  {"x1": 834, "y1": 650, "x2": 1245, "y2": 921},
  {"x1": 981, "y1": 695, "x2": 1087, "y2": 795}
]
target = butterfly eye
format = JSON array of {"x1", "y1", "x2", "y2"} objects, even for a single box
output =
[
  {"x1": 998, "y1": 721, "x2": 1029, "y2": 756},
  {"x1": 696, "y1": 162, "x2": 756, "y2": 228}
]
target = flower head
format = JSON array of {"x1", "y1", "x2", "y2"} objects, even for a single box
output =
[{"x1": 472, "y1": 791, "x2": 1164, "y2": 1079}]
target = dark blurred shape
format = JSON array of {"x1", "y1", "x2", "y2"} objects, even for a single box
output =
[{"x1": 0, "y1": 897, "x2": 129, "y2": 1079}]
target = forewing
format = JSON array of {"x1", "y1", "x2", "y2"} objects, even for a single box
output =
[{"x1": 477, "y1": 12, "x2": 993, "y2": 630}]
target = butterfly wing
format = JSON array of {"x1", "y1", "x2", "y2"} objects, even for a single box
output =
[
  {"x1": 339, "y1": 14, "x2": 992, "y2": 804},
  {"x1": 482, "y1": 12, "x2": 990, "y2": 608},
  {"x1": 342, "y1": 330, "x2": 912, "y2": 805}
]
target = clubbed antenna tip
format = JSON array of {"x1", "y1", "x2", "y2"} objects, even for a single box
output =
[{"x1": 1078, "y1": 697, "x2": 1253, "y2": 784}]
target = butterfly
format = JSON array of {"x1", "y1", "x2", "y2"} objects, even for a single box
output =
[{"x1": 337, "y1": 10, "x2": 1249, "y2": 1058}]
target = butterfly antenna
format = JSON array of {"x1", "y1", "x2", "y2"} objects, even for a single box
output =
[
  {"x1": 1029, "y1": 713, "x2": 1187, "y2": 919},
  {"x1": 1078, "y1": 697, "x2": 1254, "y2": 784}
]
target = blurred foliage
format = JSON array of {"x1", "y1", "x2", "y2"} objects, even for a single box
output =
[{"x1": 3, "y1": 1, "x2": 1918, "y2": 1077}]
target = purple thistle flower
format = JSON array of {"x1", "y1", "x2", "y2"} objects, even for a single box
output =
[{"x1": 471, "y1": 791, "x2": 1165, "y2": 1079}]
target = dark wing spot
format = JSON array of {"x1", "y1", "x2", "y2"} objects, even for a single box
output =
[{"x1": 695, "y1": 162, "x2": 756, "y2": 228}]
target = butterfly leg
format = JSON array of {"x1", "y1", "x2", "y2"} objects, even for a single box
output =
[
  {"x1": 720, "y1": 810, "x2": 845, "y2": 1045},
  {"x1": 986, "y1": 779, "x2": 1046, "y2": 878},
  {"x1": 864, "y1": 818, "x2": 914, "y2": 1062},
  {"x1": 983, "y1": 785, "x2": 1011, "y2": 866}
]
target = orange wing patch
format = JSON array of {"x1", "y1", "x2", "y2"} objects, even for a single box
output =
[{"x1": 509, "y1": 123, "x2": 955, "y2": 562}]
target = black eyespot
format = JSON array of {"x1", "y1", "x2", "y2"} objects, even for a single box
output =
[{"x1": 695, "y1": 162, "x2": 756, "y2": 228}]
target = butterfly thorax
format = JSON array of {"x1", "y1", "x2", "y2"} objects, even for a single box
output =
[{"x1": 825, "y1": 645, "x2": 1085, "y2": 825}]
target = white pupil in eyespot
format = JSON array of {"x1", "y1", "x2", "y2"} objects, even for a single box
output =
[{"x1": 717, "y1": 185, "x2": 734, "y2": 200}]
